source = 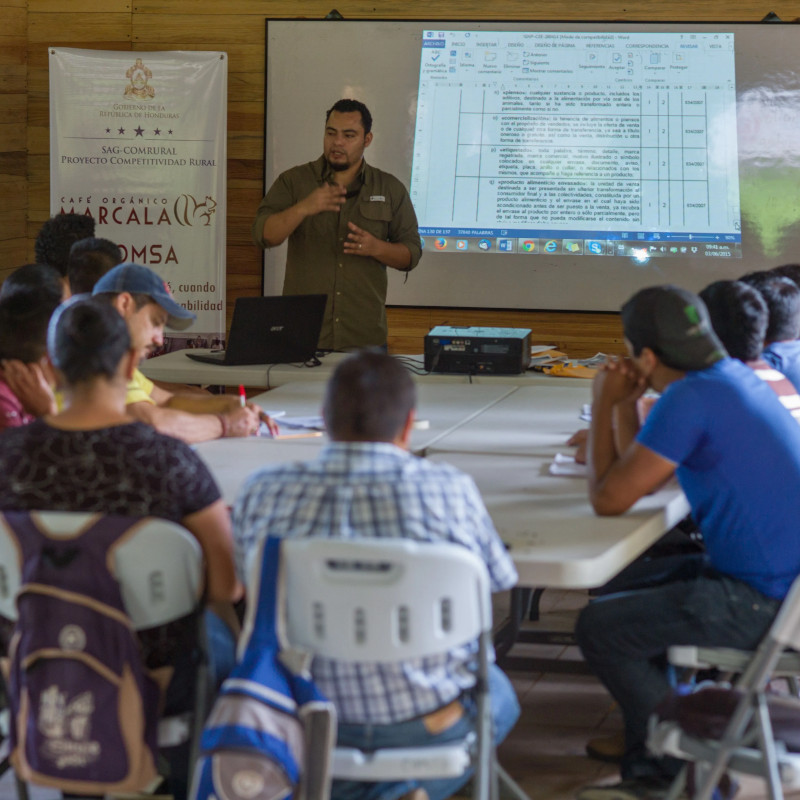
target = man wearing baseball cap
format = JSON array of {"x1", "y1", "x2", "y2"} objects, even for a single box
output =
[
  {"x1": 576, "y1": 285, "x2": 800, "y2": 800},
  {"x1": 93, "y1": 263, "x2": 276, "y2": 443}
]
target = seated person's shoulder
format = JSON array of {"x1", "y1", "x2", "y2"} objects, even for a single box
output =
[
  {"x1": 244, "y1": 459, "x2": 316, "y2": 490},
  {"x1": 400, "y1": 456, "x2": 478, "y2": 490},
  {"x1": 0, "y1": 414, "x2": 42, "y2": 443},
  {"x1": 126, "y1": 367, "x2": 156, "y2": 406}
]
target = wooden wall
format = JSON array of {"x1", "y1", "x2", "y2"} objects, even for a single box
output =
[
  {"x1": 4, "y1": 1, "x2": 800, "y2": 356},
  {"x1": 0, "y1": 0, "x2": 27, "y2": 277}
]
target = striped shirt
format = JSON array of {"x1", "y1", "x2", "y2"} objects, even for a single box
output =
[
  {"x1": 748, "y1": 358, "x2": 800, "y2": 423},
  {"x1": 232, "y1": 441, "x2": 517, "y2": 724},
  {"x1": 762, "y1": 340, "x2": 800, "y2": 393}
]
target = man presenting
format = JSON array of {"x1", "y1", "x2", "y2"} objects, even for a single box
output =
[{"x1": 252, "y1": 99, "x2": 422, "y2": 351}]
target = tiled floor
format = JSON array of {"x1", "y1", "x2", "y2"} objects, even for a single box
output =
[
  {"x1": 494, "y1": 587, "x2": 622, "y2": 800},
  {"x1": 495, "y1": 588, "x2": 798, "y2": 800},
  {"x1": 0, "y1": 588, "x2": 795, "y2": 800}
]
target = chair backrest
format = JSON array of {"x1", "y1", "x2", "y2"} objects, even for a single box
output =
[
  {"x1": 274, "y1": 536, "x2": 492, "y2": 663},
  {"x1": 0, "y1": 517, "x2": 21, "y2": 622},
  {"x1": 0, "y1": 511, "x2": 203, "y2": 629},
  {"x1": 768, "y1": 570, "x2": 800, "y2": 651}
]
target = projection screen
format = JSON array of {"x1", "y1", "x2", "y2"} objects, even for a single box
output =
[{"x1": 263, "y1": 20, "x2": 800, "y2": 311}]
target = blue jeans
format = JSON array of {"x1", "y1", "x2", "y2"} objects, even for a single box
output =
[
  {"x1": 205, "y1": 608, "x2": 238, "y2": 689},
  {"x1": 157, "y1": 610, "x2": 237, "y2": 800},
  {"x1": 575, "y1": 569, "x2": 781, "y2": 781},
  {"x1": 332, "y1": 664, "x2": 520, "y2": 800}
]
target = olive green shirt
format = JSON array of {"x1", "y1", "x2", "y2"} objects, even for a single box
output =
[{"x1": 252, "y1": 156, "x2": 422, "y2": 351}]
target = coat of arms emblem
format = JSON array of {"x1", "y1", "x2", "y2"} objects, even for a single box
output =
[{"x1": 124, "y1": 58, "x2": 155, "y2": 100}]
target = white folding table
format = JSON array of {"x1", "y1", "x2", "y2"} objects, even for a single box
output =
[
  {"x1": 141, "y1": 349, "x2": 584, "y2": 389},
  {"x1": 425, "y1": 385, "x2": 690, "y2": 671},
  {"x1": 193, "y1": 381, "x2": 689, "y2": 671},
  {"x1": 194, "y1": 381, "x2": 520, "y2": 505}
]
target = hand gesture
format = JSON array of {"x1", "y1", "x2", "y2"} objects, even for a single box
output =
[
  {"x1": 2, "y1": 359, "x2": 57, "y2": 417},
  {"x1": 343, "y1": 222, "x2": 380, "y2": 257},
  {"x1": 254, "y1": 406, "x2": 280, "y2": 437},
  {"x1": 567, "y1": 429, "x2": 589, "y2": 464},
  {"x1": 299, "y1": 183, "x2": 347, "y2": 216},
  {"x1": 592, "y1": 356, "x2": 647, "y2": 407},
  {"x1": 566, "y1": 429, "x2": 588, "y2": 447}
]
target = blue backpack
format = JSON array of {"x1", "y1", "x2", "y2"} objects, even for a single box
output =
[
  {"x1": 5, "y1": 512, "x2": 162, "y2": 795},
  {"x1": 192, "y1": 536, "x2": 336, "y2": 800}
]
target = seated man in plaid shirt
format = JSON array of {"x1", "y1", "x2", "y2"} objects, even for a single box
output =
[{"x1": 232, "y1": 349, "x2": 520, "y2": 800}]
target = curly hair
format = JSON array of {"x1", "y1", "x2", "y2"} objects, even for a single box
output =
[{"x1": 34, "y1": 213, "x2": 96, "y2": 277}]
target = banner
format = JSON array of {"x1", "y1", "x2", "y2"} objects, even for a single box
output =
[{"x1": 49, "y1": 48, "x2": 227, "y2": 346}]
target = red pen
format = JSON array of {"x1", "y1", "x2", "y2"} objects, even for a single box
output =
[{"x1": 238, "y1": 385, "x2": 246, "y2": 408}]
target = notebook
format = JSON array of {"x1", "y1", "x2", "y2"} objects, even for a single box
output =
[{"x1": 185, "y1": 294, "x2": 326, "y2": 366}]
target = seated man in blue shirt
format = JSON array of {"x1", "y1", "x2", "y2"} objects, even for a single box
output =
[
  {"x1": 576, "y1": 285, "x2": 800, "y2": 800},
  {"x1": 233, "y1": 350, "x2": 520, "y2": 800},
  {"x1": 700, "y1": 279, "x2": 800, "y2": 420},
  {"x1": 739, "y1": 271, "x2": 800, "y2": 391}
]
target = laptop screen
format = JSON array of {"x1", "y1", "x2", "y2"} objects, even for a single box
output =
[{"x1": 223, "y1": 294, "x2": 327, "y2": 365}]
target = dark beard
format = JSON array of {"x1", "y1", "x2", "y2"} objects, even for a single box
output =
[{"x1": 326, "y1": 159, "x2": 349, "y2": 172}]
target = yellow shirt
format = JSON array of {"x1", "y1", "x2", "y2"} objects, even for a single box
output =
[{"x1": 126, "y1": 368, "x2": 156, "y2": 405}]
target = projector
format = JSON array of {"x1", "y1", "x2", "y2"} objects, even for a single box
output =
[{"x1": 424, "y1": 326, "x2": 532, "y2": 375}]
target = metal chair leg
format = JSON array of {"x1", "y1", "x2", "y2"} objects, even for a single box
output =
[{"x1": 495, "y1": 762, "x2": 529, "y2": 800}]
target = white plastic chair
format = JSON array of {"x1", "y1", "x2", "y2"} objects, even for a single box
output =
[
  {"x1": 0, "y1": 510, "x2": 209, "y2": 799},
  {"x1": 648, "y1": 571, "x2": 800, "y2": 800},
  {"x1": 255, "y1": 536, "x2": 527, "y2": 800}
]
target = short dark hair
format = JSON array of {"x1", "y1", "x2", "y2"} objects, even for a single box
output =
[
  {"x1": 49, "y1": 298, "x2": 131, "y2": 384},
  {"x1": 0, "y1": 263, "x2": 64, "y2": 305},
  {"x1": 326, "y1": 99, "x2": 373, "y2": 135},
  {"x1": 699, "y1": 280, "x2": 768, "y2": 362},
  {"x1": 739, "y1": 270, "x2": 772, "y2": 285},
  {"x1": 34, "y1": 213, "x2": 96, "y2": 277},
  {"x1": 770, "y1": 263, "x2": 800, "y2": 289},
  {"x1": 0, "y1": 289, "x2": 62, "y2": 363},
  {"x1": 323, "y1": 350, "x2": 416, "y2": 442},
  {"x1": 67, "y1": 237, "x2": 123, "y2": 294},
  {"x1": 739, "y1": 273, "x2": 800, "y2": 343}
]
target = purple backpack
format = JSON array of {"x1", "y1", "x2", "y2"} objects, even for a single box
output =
[{"x1": 5, "y1": 512, "x2": 161, "y2": 794}]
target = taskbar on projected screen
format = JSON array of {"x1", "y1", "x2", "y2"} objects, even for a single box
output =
[{"x1": 420, "y1": 235, "x2": 742, "y2": 259}]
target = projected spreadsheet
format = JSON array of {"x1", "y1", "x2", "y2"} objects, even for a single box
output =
[{"x1": 411, "y1": 30, "x2": 742, "y2": 259}]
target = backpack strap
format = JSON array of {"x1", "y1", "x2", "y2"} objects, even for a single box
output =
[
  {"x1": 239, "y1": 536, "x2": 283, "y2": 653},
  {"x1": 4, "y1": 512, "x2": 146, "y2": 615}
]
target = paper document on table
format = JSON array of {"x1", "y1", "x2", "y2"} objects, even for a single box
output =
[
  {"x1": 256, "y1": 413, "x2": 324, "y2": 438},
  {"x1": 542, "y1": 363, "x2": 599, "y2": 379},
  {"x1": 257, "y1": 422, "x2": 324, "y2": 439},
  {"x1": 529, "y1": 351, "x2": 606, "y2": 378},
  {"x1": 279, "y1": 415, "x2": 325, "y2": 430},
  {"x1": 549, "y1": 453, "x2": 588, "y2": 477},
  {"x1": 528, "y1": 349, "x2": 568, "y2": 368}
]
